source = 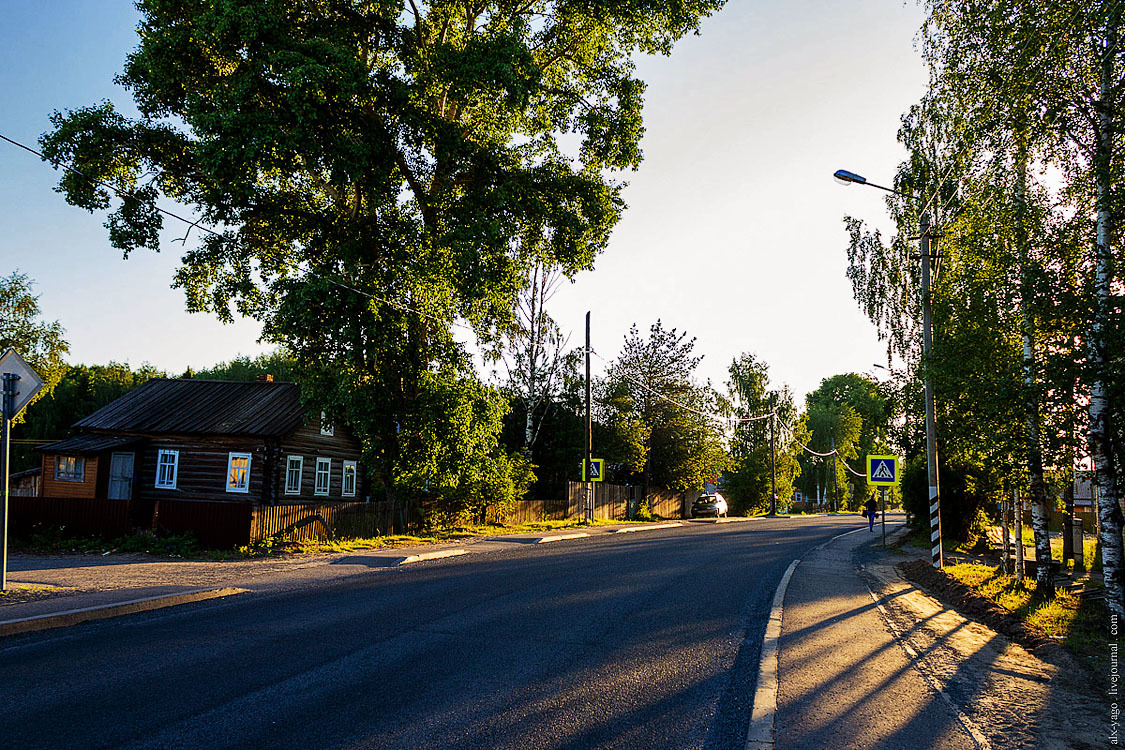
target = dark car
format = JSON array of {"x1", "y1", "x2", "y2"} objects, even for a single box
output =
[{"x1": 689, "y1": 493, "x2": 728, "y2": 518}]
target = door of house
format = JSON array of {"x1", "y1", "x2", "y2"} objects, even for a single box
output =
[{"x1": 107, "y1": 452, "x2": 135, "y2": 500}]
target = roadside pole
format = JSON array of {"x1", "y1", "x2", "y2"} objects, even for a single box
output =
[
  {"x1": 1001, "y1": 492, "x2": 1011, "y2": 574},
  {"x1": 769, "y1": 393, "x2": 777, "y2": 516},
  {"x1": 584, "y1": 311, "x2": 593, "y2": 523},
  {"x1": 1, "y1": 375, "x2": 12, "y2": 590},
  {"x1": 880, "y1": 486, "x2": 886, "y2": 547},
  {"x1": 1014, "y1": 487, "x2": 1024, "y2": 579}
]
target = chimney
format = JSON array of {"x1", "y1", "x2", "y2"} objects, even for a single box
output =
[{"x1": 257, "y1": 374, "x2": 274, "y2": 383}]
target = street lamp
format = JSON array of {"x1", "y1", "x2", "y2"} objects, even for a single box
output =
[{"x1": 836, "y1": 168, "x2": 943, "y2": 569}]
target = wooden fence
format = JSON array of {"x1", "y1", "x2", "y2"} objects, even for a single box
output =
[
  {"x1": 486, "y1": 499, "x2": 570, "y2": 525},
  {"x1": 252, "y1": 501, "x2": 401, "y2": 542},
  {"x1": 565, "y1": 483, "x2": 698, "y2": 520}
]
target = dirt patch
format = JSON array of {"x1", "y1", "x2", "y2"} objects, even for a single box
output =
[{"x1": 898, "y1": 558, "x2": 1090, "y2": 671}]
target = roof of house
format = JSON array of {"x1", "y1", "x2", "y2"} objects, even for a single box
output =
[
  {"x1": 36, "y1": 434, "x2": 145, "y2": 455},
  {"x1": 74, "y1": 379, "x2": 306, "y2": 437}
]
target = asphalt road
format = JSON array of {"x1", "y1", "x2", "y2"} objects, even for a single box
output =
[{"x1": 0, "y1": 515, "x2": 866, "y2": 750}]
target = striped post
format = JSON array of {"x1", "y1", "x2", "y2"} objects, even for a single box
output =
[{"x1": 930, "y1": 485, "x2": 942, "y2": 568}]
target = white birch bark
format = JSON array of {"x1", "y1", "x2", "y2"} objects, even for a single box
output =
[{"x1": 1090, "y1": 9, "x2": 1124, "y2": 621}]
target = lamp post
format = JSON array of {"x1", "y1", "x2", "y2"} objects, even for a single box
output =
[{"x1": 835, "y1": 169, "x2": 943, "y2": 569}]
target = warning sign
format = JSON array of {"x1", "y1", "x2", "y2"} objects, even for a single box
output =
[{"x1": 866, "y1": 455, "x2": 900, "y2": 486}]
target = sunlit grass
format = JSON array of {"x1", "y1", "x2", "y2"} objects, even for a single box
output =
[
  {"x1": 235, "y1": 517, "x2": 630, "y2": 557},
  {"x1": 945, "y1": 563, "x2": 1106, "y2": 658}
]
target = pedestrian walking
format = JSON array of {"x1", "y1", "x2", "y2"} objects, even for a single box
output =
[{"x1": 865, "y1": 496, "x2": 878, "y2": 531}]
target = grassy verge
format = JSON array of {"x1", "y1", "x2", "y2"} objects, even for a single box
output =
[
  {"x1": 237, "y1": 517, "x2": 626, "y2": 557},
  {"x1": 11, "y1": 517, "x2": 630, "y2": 560},
  {"x1": 944, "y1": 563, "x2": 1106, "y2": 660}
]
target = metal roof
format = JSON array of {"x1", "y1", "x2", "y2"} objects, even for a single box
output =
[
  {"x1": 74, "y1": 379, "x2": 306, "y2": 437},
  {"x1": 35, "y1": 434, "x2": 145, "y2": 455}
]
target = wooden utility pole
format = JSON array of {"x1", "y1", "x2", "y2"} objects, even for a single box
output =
[{"x1": 584, "y1": 312, "x2": 593, "y2": 523}]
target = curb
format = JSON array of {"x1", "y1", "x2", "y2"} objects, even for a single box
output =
[
  {"x1": 0, "y1": 587, "x2": 249, "y2": 638},
  {"x1": 609, "y1": 522, "x2": 682, "y2": 534},
  {"x1": 397, "y1": 549, "x2": 469, "y2": 565},
  {"x1": 746, "y1": 558, "x2": 799, "y2": 749},
  {"x1": 535, "y1": 533, "x2": 590, "y2": 544}
]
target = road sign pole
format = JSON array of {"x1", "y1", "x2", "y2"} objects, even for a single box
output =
[
  {"x1": 2, "y1": 373, "x2": 18, "y2": 591},
  {"x1": 881, "y1": 486, "x2": 886, "y2": 548}
]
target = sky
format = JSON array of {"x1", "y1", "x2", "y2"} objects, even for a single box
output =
[{"x1": 0, "y1": 0, "x2": 928, "y2": 403}]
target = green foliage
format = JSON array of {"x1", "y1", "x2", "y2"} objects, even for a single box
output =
[
  {"x1": 189, "y1": 349, "x2": 297, "y2": 382},
  {"x1": 40, "y1": 0, "x2": 726, "y2": 522},
  {"x1": 13, "y1": 525, "x2": 201, "y2": 558},
  {"x1": 0, "y1": 272, "x2": 69, "y2": 421},
  {"x1": 799, "y1": 373, "x2": 890, "y2": 510},
  {"x1": 597, "y1": 321, "x2": 728, "y2": 495},
  {"x1": 723, "y1": 352, "x2": 801, "y2": 514}
]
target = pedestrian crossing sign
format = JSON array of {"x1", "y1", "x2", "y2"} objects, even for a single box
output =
[
  {"x1": 866, "y1": 455, "x2": 900, "y2": 486},
  {"x1": 583, "y1": 458, "x2": 605, "y2": 482}
]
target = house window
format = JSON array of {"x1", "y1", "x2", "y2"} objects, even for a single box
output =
[
  {"x1": 342, "y1": 460, "x2": 357, "y2": 497},
  {"x1": 285, "y1": 456, "x2": 303, "y2": 495},
  {"x1": 54, "y1": 455, "x2": 85, "y2": 482},
  {"x1": 226, "y1": 452, "x2": 252, "y2": 494},
  {"x1": 315, "y1": 457, "x2": 331, "y2": 496},
  {"x1": 155, "y1": 449, "x2": 179, "y2": 489},
  {"x1": 320, "y1": 411, "x2": 334, "y2": 436}
]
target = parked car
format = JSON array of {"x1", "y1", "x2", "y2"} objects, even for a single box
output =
[{"x1": 690, "y1": 493, "x2": 728, "y2": 518}]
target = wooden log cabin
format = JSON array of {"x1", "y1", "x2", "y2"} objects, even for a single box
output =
[{"x1": 36, "y1": 377, "x2": 364, "y2": 514}]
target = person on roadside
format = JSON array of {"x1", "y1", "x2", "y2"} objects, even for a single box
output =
[{"x1": 864, "y1": 495, "x2": 878, "y2": 531}]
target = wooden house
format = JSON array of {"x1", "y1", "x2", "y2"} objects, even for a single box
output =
[{"x1": 36, "y1": 378, "x2": 364, "y2": 512}]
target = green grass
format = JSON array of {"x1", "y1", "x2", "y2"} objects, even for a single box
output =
[
  {"x1": 12, "y1": 517, "x2": 636, "y2": 560},
  {"x1": 248, "y1": 517, "x2": 628, "y2": 556},
  {"x1": 12, "y1": 526, "x2": 205, "y2": 558},
  {"x1": 945, "y1": 563, "x2": 1107, "y2": 659}
]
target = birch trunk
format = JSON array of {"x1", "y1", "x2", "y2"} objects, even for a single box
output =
[
  {"x1": 1016, "y1": 137, "x2": 1054, "y2": 594},
  {"x1": 1090, "y1": 11, "x2": 1125, "y2": 622}
]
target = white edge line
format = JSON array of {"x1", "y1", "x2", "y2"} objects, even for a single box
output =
[
  {"x1": 536, "y1": 533, "x2": 590, "y2": 544},
  {"x1": 609, "y1": 522, "x2": 682, "y2": 533},
  {"x1": 397, "y1": 549, "x2": 469, "y2": 565},
  {"x1": 745, "y1": 557, "x2": 799, "y2": 749},
  {"x1": 862, "y1": 580, "x2": 992, "y2": 749}
]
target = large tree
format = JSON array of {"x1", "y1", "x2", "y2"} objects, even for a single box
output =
[
  {"x1": 723, "y1": 352, "x2": 802, "y2": 514},
  {"x1": 598, "y1": 321, "x2": 727, "y2": 498},
  {"x1": 40, "y1": 0, "x2": 725, "y2": 519}
]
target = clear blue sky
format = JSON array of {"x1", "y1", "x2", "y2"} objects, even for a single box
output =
[{"x1": 1, "y1": 1, "x2": 926, "y2": 400}]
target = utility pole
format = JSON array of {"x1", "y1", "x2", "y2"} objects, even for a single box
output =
[
  {"x1": 831, "y1": 436, "x2": 838, "y2": 513},
  {"x1": 584, "y1": 312, "x2": 593, "y2": 523},
  {"x1": 769, "y1": 392, "x2": 777, "y2": 516},
  {"x1": 921, "y1": 211, "x2": 943, "y2": 569}
]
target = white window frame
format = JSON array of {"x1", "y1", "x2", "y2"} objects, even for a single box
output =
[
  {"x1": 285, "y1": 455, "x2": 303, "y2": 496},
  {"x1": 54, "y1": 455, "x2": 85, "y2": 482},
  {"x1": 342, "y1": 460, "x2": 357, "y2": 497},
  {"x1": 155, "y1": 449, "x2": 179, "y2": 489},
  {"x1": 226, "y1": 452, "x2": 252, "y2": 494},
  {"x1": 315, "y1": 457, "x2": 331, "y2": 496},
  {"x1": 320, "y1": 411, "x2": 334, "y2": 436}
]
